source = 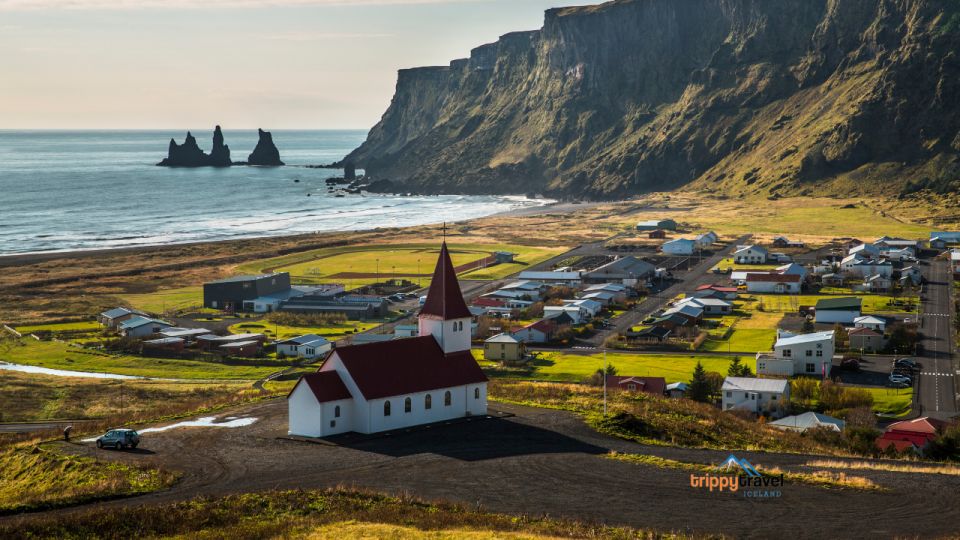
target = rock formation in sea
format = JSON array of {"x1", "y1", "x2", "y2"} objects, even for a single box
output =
[
  {"x1": 158, "y1": 126, "x2": 233, "y2": 167},
  {"x1": 344, "y1": 162, "x2": 357, "y2": 180},
  {"x1": 247, "y1": 129, "x2": 284, "y2": 166}
]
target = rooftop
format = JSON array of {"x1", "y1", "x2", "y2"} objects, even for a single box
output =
[
  {"x1": 775, "y1": 330, "x2": 834, "y2": 347},
  {"x1": 815, "y1": 297, "x2": 862, "y2": 310},
  {"x1": 207, "y1": 272, "x2": 287, "y2": 284},
  {"x1": 722, "y1": 377, "x2": 789, "y2": 393},
  {"x1": 418, "y1": 242, "x2": 473, "y2": 321}
]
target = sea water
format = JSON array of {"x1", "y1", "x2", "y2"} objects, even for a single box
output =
[{"x1": 0, "y1": 129, "x2": 547, "y2": 255}]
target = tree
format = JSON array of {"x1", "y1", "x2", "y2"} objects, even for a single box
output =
[
  {"x1": 833, "y1": 323, "x2": 849, "y2": 350},
  {"x1": 688, "y1": 361, "x2": 712, "y2": 403},
  {"x1": 588, "y1": 364, "x2": 618, "y2": 386},
  {"x1": 727, "y1": 357, "x2": 753, "y2": 377},
  {"x1": 801, "y1": 318, "x2": 815, "y2": 334}
]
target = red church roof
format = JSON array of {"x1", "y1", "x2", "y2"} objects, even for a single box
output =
[
  {"x1": 292, "y1": 371, "x2": 352, "y2": 403},
  {"x1": 420, "y1": 242, "x2": 473, "y2": 320},
  {"x1": 322, "y1": 335, "x2": 487, "y2": 400},
  {"x1": 886, "y1": 417, "x2": 949, "y2": 435}
]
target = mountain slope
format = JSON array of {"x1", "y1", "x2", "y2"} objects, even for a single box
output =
[{"x1": 342, "y1": 0, "x2": 960, "y2": 199}]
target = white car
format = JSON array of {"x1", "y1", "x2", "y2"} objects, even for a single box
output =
[{"x1": 889, "y1": 373, "x2": 912, "y2": 385}]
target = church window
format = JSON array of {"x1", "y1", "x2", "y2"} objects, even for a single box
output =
[
  {"x1": 425, "y1": 394, "x2": 432, "y2": 409},
  {"x1": 334, "y1": 405, "x2": 341, "y2": 418},
  {"x1": 474, "y1": 387, "x2": 480, "y2": 399},
  {"x1": 404, "y1": 397, "x2": 412, "y2": 413},
  {"x1": 444, "y1": 391, "x2": 452, "y2": 406},
  {"x1": 383, "y1": 401, "x2": 391, "y2": 416}
]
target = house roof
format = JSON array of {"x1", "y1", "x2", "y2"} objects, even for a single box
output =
[
  {"x1": 734, "y1": 244, "x2": 768, "y2": 255},
  {"x1": 472, "y1": 297, "x2": 506, "y2": 308},
  {"x1": 420, "y1": 242, "x2": 472, "y2": 320},
  {"x1": 854, "y1": 315, "x2": 885, "y2": 325},
  {"x1": 663, "y1": 238, "x2": 696, "y2": 247},
  {"x1": 886, "y1": 417, "x2": 950, "y2": 435},
  {"x1": 721, "y1": 377, "x2": 789, "y2": 393},
  {"x1": 665, "y1": 382, "x2": 689, "y2": 392},
  {"x1": 746, "y1": 273, "x2": 801, "y2": 283},
  {"x1": 775, "y1": 330, "x2": 833, "y2": 347},
  {"x1": 207, "y1": 272, "x2": 286, "y2": 284},
  {"x1": 293, "y1": 371, "x2": 353, "y2": 403},
  {"x1": 585, "y1": 283, "x2": 627, "y2": 292},
  {"x1": 587, "y1": 256, "x2": 655, "y2": 277},
  {"x1": 159, "y1": 327, "x2": 211, "y2": 338},
  {"x1": 523, "y1": 318, "x2": 558, "y2": 333},
  {"x1": 653, "y1": 313, "x2": 690, "y2": 326},
  {"x1": 816, "y1": 297, "x2": 862, "y2": 310},
  {"x1": 277, "y1": 334, "x2": 329, "y2": 346},
  {"x1": 219, "y1": 340, "x2": 259, "y2": 348},
  {"x1": 142, "y1": 337, "x2": 184, "y2": 346},
  {"x1": 119, "y1": 316, "x2": 171, "y2": 330},
  {"x1": 517, "y1": 271, "x2": 582, "y2": 281},
  {"x1": 330, "y1": 335, "x2": 487, "y2": 400},
  {"x1": 486, "y1": 333, "x2": 520, "y2": 344},
  {"x1": 582, "y1": 292, "x2": 615, "y2": 300},
  {"x1": 663, "y1": 304, "x2": 703, "y2": 319},
  {"x1": 101, "y1": 307, "x2": 134, "y2": 319},
  {"x1": 776, "y1": 263, "x2": 806, "y2": 275},
  {"x1": 635, "y1": 326, "x2": 671, "y2": 339},
  {"x1": 606, "y1": 375, "x2": 666, "y2": 395},
  {"x1": 769, "y1": 412, "x2": 845, "y2": 431}
]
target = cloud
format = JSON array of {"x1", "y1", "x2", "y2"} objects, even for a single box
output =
[{"x1": 0, "y1": 0, "x2": 484, "y2": 9}]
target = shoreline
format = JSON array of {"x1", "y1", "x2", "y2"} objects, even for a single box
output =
[{"x1": 0, "y1": 199, "x2": 606, "y2": 268}]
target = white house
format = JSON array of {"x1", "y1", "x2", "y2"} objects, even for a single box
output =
[
  {"x1": 287, "y1": 242, "x2": 487, "y2": 438},
  {"x1": 694, "y1": 231, "x2": 718, "y2": 248},
  {"x1": 675, "y1": 296, "x2": 732, "y2": 316},
  {"x1": 841, "y1": 255, "x2": 894, "y2": 278},
  {"x1": 756, "y1": 330, "x2": 834, "y2": 377},
  {"x1": 661, "y1": 238, "x2": 696, "y2": 256},
  {"x1": 581, "y1": 291, "x2": 616, "y2": 306},
  {"x1": 769, "y1": 412, "x2": 845, "y2": 433},
  {"x1": 815, "y1": 297, "x2": 862, "y2": 324},
  {"x1": 394, "y1": 324, "x2": 418, "y2": 338},
  {"x1": 775, "y1": 263, "x2": 808, "y2": 280},
  {"x1": 863, "y1": 274, "x2": 892, "y2": 292},
  {"x1": 901, "y1": 266, "x2": 923, "y2": 286},
  {"x1": 118, "y1": 316, "x2": 173, "y2": 338},
  {"x1": 732, "y1": 245, "x2": 768, "y2": 264},
  {"x1": 952, "y1": 250, "x2": 960, "y2": 277},
  {"x1": 849, "y1": 243, "x2": 880, "y2": 257},
  {"x1": 584, "y1": 283, "x2": 628, "y2": 303},
  {"x1": 563, "y1": 298, "x2": 603, "y2": 318},
  {"x1": 544, "y1": 305, "x2": 588, "y2": 324},
  {"x1": 854, "y1": 315, "x2": 886, "y2": 332},
  {"x1": 721, "y1": 377, "x2": 790, "y2": 418},
  {"x1": 510, "y1": 318, "x2": 557, "y2": 343},
  {"x1": 276, "y1": 334, "x2": 332, "y2": 359},
  {"x1": 745, "y1": 272, "x2": 802, "y2": 294}
]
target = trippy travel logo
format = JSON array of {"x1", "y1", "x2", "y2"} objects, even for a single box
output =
[{"x1": 689, "y1": 454, "x2": 783, "y2": 499}]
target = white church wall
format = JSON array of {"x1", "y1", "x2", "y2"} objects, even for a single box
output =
[{"x1": 288, "y1": 381, "x2": 324, "y2": 437}]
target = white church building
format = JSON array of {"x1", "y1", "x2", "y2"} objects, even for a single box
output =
[{"x1": 288, "y1": 242, "x2": 488, "y2": 437}]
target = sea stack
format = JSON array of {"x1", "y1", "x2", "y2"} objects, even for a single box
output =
[
  {"x1": 247, "y1": 129, "x2": 284, "y2": 166},
  {"x1": 208, "y1": 125, "x2": 232, "y2": 167},
  {"x1": 344, "y1": 162, "x2": 357, "y2": 181},
  {"x1": 158, "y1": 131, "x2": 209, "y2": 167}
]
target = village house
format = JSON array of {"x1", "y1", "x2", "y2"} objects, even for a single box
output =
[
  {"x1": 563, "y1": 298, "x2": 603, "y2": 318},
  {"x1": 769, "y1": 412, "x2": 845, "y2": 433},
  {"x1": 876, "y1": 417, "x2": 952, "y2": 454},
  {"x1": 497, "y1": 280, "x2": 545, "y2": 300},
  {"x1": 665, "y1": 382, "x2": 689, "y2": 398},
  {"x1": 650, "y1": 313, "x2": 691, "y2": 331},
  {"x1": 662, "y1": 303, "x2": 704, "y2": 324},
  {"x1": 732, "y1": 245, "x2": 769, "y2": 264},
  {"x1": 820, "y1": 273, "x2": 845, "y2": 287},
  {"x1": 694, "y1": 231, "x2": 718, "y2": 248},
  {"x1": 775, "y1": 262, "x2": 808, "y2": 280},
  {"x1": 276, "y1": 334, "x2": 333, "y2": 360},
  {"x1": 661, "y1": 238, "x2": 696, "y2": 256},
  {"x1": 159, "y1": 327, "x2": 211, "y2": 342},
  {"x1": 511, "y1": 318, "x2": 557, "y2": 343},
  {"x1": 953, "y1": 250, "x2": 960, "y2": 277},
  {"x1": 544, "y1": 305, "x2": 589, "y2": 324},
  {"x1": 203, "y1": 272, "x2": 334, "y2": 313},
  {"x1": 141, "y1": 336, "x2": 185, "y2": 354},
  {"x1": 287, "y1": 242, "x2": 488, "y2": 438},
  {"x1": 584, "y1": 283, "x2": 629, "y2": 303},
  {"x1": 517, "y1": 270, "x2": 582, "y2": 286},
  {"x1": 756, "y1": 330, "x2": 835, "y2": 377},
  {"x1": 636, "y1": 218, "x2": 677, "y2": 231},
  {"x1": 483, "y1": 333, "x2": 525, "y2": 363},
  {"x1": 873, "y1": 236, "x2": 921, "y2": 252},
  {"x1": 675, "y1": 296, "x2": 732, "y2": 316},
  {"x1": 721, "y1": 377, "x2": 790, "y2": 418},
  {"x1": 853, "y1": 315, "x2": 886, "y2": 332},
  {"x1": 848, "y1": 327, "x2": 886, "y2": 353},
  {"x1": 863, "y1": 273, "x2": 892, "y2": 292},
  {"x1": 394, "y1": 324, "x2": 418, "y2": 338},
  {"x1": 772, "y1": 236, "x2": 805, "y2": 248},
  {"x1": 693, "y1": 284, "x2": 738, "y2": 300},
  {"x1": 841, "y1": 255, "x2": 894, "y2": 278},
  {"x1": 581, "y1": 291, "x2": 616, "y2": 306},
  {"x1": 583, "y1": 256, "x2": 655, "y2": 284},
  {"x1": 929, "y1": 231, "x2": 960, "y2": 249},
  {"x1": 219, "y1": 340, "x2": 261, "y2": 358},
  {"x1": 98, "y1": 307, "x2": 148, "y2": 329},
  {"x1": 118, "y1": 316, "x2": 173, "y2": 338},
  {"x1": 197, "y1": 333, "x2": 266, "y2": 352},
  {"x1": 849, "y1": 243, "x2": 881, "y2": 258},
  {"x1": 648, "y1": 229, "x2": 666, "y2": 239},
  {"x1": 901, "y1": 265, "x2": 923, "y2": 287},
  {"x1": 630, "y1": 325, "x2": 672, "y2": 343},
  {"x1": 280, "y1": 293, "x2": 388, "y2": 320},
  {"x1": 745, "y1": 272, "x2": 802, "y2": 294},
  {"x1": 493, "y1": 251, "x2": 516, "y2": 263},
  {"x1": 815, "y1": 297, "x2": 862, "y2": 324},
  {"x1": 605, "y1": 375, "x2": 667, "y2": 396}
]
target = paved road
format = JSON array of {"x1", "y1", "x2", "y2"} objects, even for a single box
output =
[
  {"x1": 584, "y1": 234, "x2": 751, "y2": 346},
  {"x1": 0, "y1": 421, "x2": 87, "y2": 434},
  {"x1": 917, "y1": 258, "x2": 958, "y2": 419}
]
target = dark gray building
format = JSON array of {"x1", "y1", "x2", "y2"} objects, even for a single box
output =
[{"x1": 203, "y1": 273, "x2": 291, "y2": 312}]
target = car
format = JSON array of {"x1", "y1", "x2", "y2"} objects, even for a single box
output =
[
  {"x1": 892, "y1": 367, "x2": 914, "y2": 378},
  {"x1": 894, "y1": 358, "x2": 919, "y2": 370},
  {"x1": 96, "y1": 429, "x2": 140, "y2": 450},
  {"x1": 888, "y1": 373, "x2": 912, "y2": 385},
  {"x1": 839, "y1": 358, "x2": 861, "y2": 371},
  {"x1": 888, "y1": 380, "x2": 910, "y2": 389}
]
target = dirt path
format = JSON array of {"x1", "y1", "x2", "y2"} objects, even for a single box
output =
[{"x1": 4, "y1": 400, "x2": 958, "y2": 538}]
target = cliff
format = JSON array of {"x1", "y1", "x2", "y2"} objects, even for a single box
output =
[
  {"x1": 342, "y1": 0, "x2": 960, "y2": 198},
  {"x1": 247, "y1": 129, "x2": 285, "y2": 166}
]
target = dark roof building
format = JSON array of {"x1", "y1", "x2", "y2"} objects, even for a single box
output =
[{"x1": 203, "y1": 272, "x2": 291, "y2": 312}]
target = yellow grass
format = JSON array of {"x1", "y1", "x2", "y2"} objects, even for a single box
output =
[
  {"x1": 305, "y1": 521, "x2": 570, "y2": 540},
  {"x1": 805, "y1": 459, "x2": 960, "y2": 476}
]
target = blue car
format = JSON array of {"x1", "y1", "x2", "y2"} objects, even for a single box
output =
[{"x1": 96, "y1": 429, "x2": 140, "y2": 450}]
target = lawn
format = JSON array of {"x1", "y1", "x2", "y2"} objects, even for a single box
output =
[
  {"x1": 712, "y1": 257, "x2": 780, "y2": 272},
  {"x1": 1, "y1": 340, "x2": 280, "y2": 380},
  {"x1": 228, "y1": 320, "x2": 381, "y2": 341},
  {"x1": 15, "y1": 321, "x2": 102, "y2": 334},
  {"x1": 701, "y1": 312, "x2": 780, "y2": 353},
  {"x1": 526, "y1": 352, "x2": 744, "y2": 383},
  {"x1": 117, "y1": 286, "x2": 204, "y2": 315},
  {"x1": 863, "y1": 387, "x2": 913, "y2": 417},
  {"x1": 746, "y1": 294, "x2": 917, "y2": 314},
  {"x1": 233, "y1": 242, "x2": 568, "y2": 289}
]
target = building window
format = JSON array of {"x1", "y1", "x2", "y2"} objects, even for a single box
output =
[
  {"x1": 816, "y1": 350, "x2": 823, "y2": 357},
  {"x1": 404, "y1": 397, "x2": 412, "y2": 413},
  {"x1": 806, "y1": 363, "x2": 815, "y2": 373},
  {"x1": 334, "y1": 405, "x2": 341, "y2": 418},
  {"x1": 726, "y1": 391, "x2": 732, "y2": 398},
  {"x1": 783, "y1": 349, "x2": 792, "y2": 357},
  {"x1": 330, "y1": 420, "x2": 336, "y2": 428},
  {"x1": 383, "y1": 401, "x2": 391, "y2": 416},
  {"x1": 771, "y1": 395, "x2": 777, "y2": 401},
  {"x1": 444, "y1": 391, "x2": 452, "y2": 406},
  {"x1": 806, "y1": 350, "x2": 813, "y2": 357},
  {"x1": 425, "y1": 394, "x2": 432, "y2": 410},
  {"x1": 474, "y1": 388, "x2": 480, "y2": 399}
]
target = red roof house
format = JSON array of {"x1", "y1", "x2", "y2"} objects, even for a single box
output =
[
  {"x1": 875, "y1": 417, "x2": 950, "y2": 452},
  {"x1": 605, "y1": 375, "x2": 667, "y2": 396}
]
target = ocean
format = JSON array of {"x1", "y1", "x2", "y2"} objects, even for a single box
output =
[{"x1": 0, "y1": 130, "x2": 547, "y2": 256}]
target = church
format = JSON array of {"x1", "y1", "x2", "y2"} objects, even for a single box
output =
[{"x1": 287, "y1": 242, "x2": 488, "y2": 437}]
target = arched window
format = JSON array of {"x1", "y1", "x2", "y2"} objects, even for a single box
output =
[
  {"x1": 404, "y1": 397, "x2": 412, "y2": 413},
  {"x1": 474, "y1": 387, "x2": 480, "y2": 399},
  {"x1": 458, "y1": 321, "x2": 464, "y2": 331},
  {"x1": 424, "y1": 394, "x2": 432, "y2": 410},
  {"x1": 383, "y1": 400, "x2": 391, "y2": 416},
  {"x1": 444, "y1": 390, "x2": 452, "y2": 406},
  {"x1": 334, "y1": 405, "x2": 341, "y2": 418}
]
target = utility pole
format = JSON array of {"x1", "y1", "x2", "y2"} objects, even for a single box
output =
[{"x1": 603, "y1": 350, "x2": 608, "y2": 416}]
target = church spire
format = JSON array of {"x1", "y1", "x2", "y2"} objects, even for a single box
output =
[{"x1": 419, "y1": 241, "x2": 472, "y2": 320}]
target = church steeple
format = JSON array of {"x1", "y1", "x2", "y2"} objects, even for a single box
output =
[{"x1": 418, "y1": 241, "x2": 472, "y2": 354}]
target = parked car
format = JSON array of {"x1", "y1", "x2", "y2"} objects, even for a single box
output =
[
  {"x1": 839, "y1": 358, "x2": 861, "y2": 371},
  {"x1": 888, "y1": 380, "x2": 910, "y2": 389},
  {"x1": 888, "y1": 373, "x2": 912, "y2": 385},
  {"x1": 96, "y1": 429, "x2": 140, "y2": 450},
  {"x1": 894, "y1": 358, "x2": 919, "y2": 370}
]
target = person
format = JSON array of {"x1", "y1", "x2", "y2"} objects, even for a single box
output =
[{"x1": 63, "y1": 425, "x2": 73, "y2": 442}]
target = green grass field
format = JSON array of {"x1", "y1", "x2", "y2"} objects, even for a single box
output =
[
  {"x1": 701, "y1": 312, "x2": 780, "y2": 353},
  {"x1": 233, "y1": 242, "x2": 567, "y2": 289},
  {"x1": 117, "y1": 286, "x2": 204, "y2": 314},
  {"x1": 863, "y1": 387, "x2": 913, "y2": 417},
  {"x1": 712, "y1": 257, "x2": 781, "y2": 272},
  {"x1": 228, "y1": 320, "x2": 381, "y2": 341},
  {"x1": 1, "y1": 340, "x2": 280, "y2": 380},
  {"x1": 15, "y1": 321, "x2": 102, "y2": 334},
  {"x1": 526, "y1": 352, "x2": 743, "y2": 383},
  {"x1": 746, "y1": 294, "x2": 917, "y2": 314}
]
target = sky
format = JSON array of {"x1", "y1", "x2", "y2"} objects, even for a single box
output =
[{"x1": 0, "y1": 0, "x2": 604, "y2": 129}]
